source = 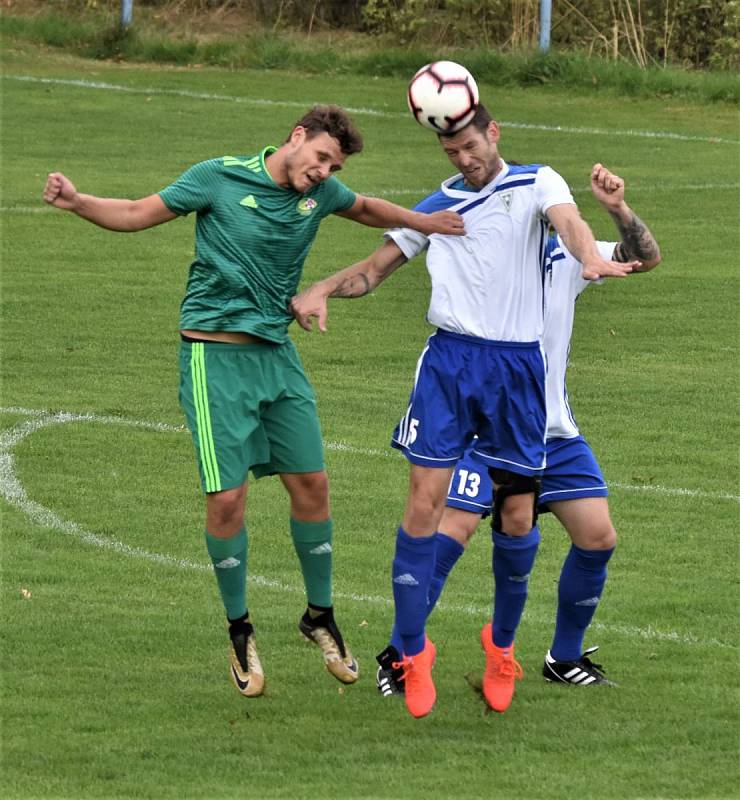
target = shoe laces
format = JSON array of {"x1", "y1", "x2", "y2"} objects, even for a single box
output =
[
  {"x1": 489, "y1": 650, "x2": 523, "y2": 681},
  {"x1": 392, "y1": 656, "x2": 416, "y2": 684}
]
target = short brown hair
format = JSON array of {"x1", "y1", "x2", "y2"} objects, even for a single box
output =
[
  {"x1": 289, "y1": 106, "x2": 364, "y2": 156},
  {"x1": 438, "y1": 103, "x2": 492, "y2": 138}
]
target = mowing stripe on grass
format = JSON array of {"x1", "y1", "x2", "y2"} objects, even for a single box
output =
[
  {"x1": 4, "y1": 74, "x2": 739, "y2": 146},
  {"x1": 0, "y1": 412, "x2": 733, "y2": 650},
  {"x1": 2, "y1": 406, "x2": 738, "y2": 502}
]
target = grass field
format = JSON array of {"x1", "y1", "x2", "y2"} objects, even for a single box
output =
[{"x1": 1, "y1": 40, "x2": 739, "y2": 800}]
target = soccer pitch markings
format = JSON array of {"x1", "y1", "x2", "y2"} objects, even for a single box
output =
[
  {"x1": 1, "y1": 405, "x2": 736, "y2": 650},
  {"x1": 4, "y1": 73, "x2": 739, "y2": 147}
]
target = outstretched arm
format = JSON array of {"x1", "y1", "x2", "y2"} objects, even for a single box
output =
[
  {"x1": 336, "y1": 194, "x2": 465, "y2": 237},
  {"x1": 43, "y1": 172, "x2": 177, "y2": 231},
  {"x1": 590, "y1": 163, "x2": 661, "y2": 271},
  {"x1": 291, "y1": 239, "x2": 407, "y2": 332},
  {"x1": 547, "y1": 201, "x2": 640, "y2": 280}
]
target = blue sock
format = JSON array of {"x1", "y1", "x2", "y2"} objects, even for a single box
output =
[
  {"x1": 491, "y1": 526, "x2": 540, "y2": 648},
  {"x1": 389, "y1": 532, "x2": 464, "y2": 654},
  {"x1": 427, "y1": 533, "x2": 465, "y2": 615},
  {"x1": 551, "y1": 544, "x2": 614, "y2": 662},
  {"x1": 391, "y1": 526, "x2": 436, "y2": 657}
]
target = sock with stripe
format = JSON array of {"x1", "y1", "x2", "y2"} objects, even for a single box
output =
[
  {"x1": 389, "y1": 531, "x2": 464, "y2": 654},
  {"x1": 290, "y1": 518, "x2": 333, "y2": 608},
  {"x1": 392, "y1": 526, "x2": 436, "y2": 657},
  {"x1": 491, "y1": 526, "x2": 541, "y2": 648},
  {"x1": 551, "y1": 544, "x2": 614, "y2": 662},
  {"x1": 205, "y1": 527, "x2": 247, "y2": 621}
]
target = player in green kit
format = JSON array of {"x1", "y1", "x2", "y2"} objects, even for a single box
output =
[{"x1": 43, "y1": 106, "x2": 464, "y2": 698}]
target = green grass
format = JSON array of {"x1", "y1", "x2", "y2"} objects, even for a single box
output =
[
  {"x1": 2, "y1": 5, "x2": 739, "y2": 103},
  {"x1": 2, "y1": 43, "x2": 739, "y2": 800}
]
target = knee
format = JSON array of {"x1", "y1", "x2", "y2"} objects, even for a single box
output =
[
  {"x1": 288, "y1": 471, "x2": 330, "y2": 517},
  {"x1": 207, "y1": 487, "x2": 246, "y2": 531},
  {"x1": 498, "y1": 499, "x2": 535, "y2": 536},
  {"x1": 581, "y1": 523, "x2": 617, "y2": 551}
]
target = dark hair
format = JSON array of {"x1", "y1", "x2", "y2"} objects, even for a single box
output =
[
  {"x1": 438, "y1": 103, "x2": 493, "y2": 138},
  {"x1": 289, "y1": 106, "x2": 364, "y2": 156}
]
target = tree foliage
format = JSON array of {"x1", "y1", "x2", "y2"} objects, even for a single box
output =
[{"x1": 51, "y1": 0, "x2": 740, "y2": 69}]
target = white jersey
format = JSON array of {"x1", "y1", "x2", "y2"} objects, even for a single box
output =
[
  {"x1": 385, "y1": 162, "x2": 575, "y2": 342},
  {"x1": 544, "y1": 237, "x2": 616, "y2": 438}
]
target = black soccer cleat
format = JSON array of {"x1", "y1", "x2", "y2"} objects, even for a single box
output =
[
  {"x1": 543, "y1": 646, "x2": 616, "y2": 686},
  {"x1": 299, "y1": 608, "x2": 359, "y2": 684},
  {"x1": 375, "y1": 645, "x2": 405, "y2": 696},
  {"x1": 228, "y1": 616, "x2": 265, "y2": 697}
]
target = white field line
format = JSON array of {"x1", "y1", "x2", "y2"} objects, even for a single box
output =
[
  {"x1": 4, "y1": 74, "x2": 739, "y2": 146},
  {"x1": 5, "y1": 179, "x2": 740, "y2": 215},
  {"x1": 0, "y1": 407, "x2": 736, "y2": 650},
  {"x1": 2, "y1": 406, "x2": 738, "y2": 503}
]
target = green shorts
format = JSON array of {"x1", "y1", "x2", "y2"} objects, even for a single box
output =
[{"x1": 179, "y1": 339, "x2": 325, "y2": 493}]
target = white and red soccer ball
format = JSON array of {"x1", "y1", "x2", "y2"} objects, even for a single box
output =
[{"x1": 407, "y1": 61, "x2": 479, "y2": 134}]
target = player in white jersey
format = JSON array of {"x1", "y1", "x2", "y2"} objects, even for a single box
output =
[
  {"x1": 373, "y1": 163, "x2": 661, "y2": 697},
  {"x1": 291, "y1": 105, "x2": 638, "y2": 718}
]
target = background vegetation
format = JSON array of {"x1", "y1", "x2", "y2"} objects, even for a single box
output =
[{"x1": 2, "y1": 1, "x2": 739, "y2": 103}]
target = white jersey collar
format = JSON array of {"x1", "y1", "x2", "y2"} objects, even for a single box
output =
[{"x1": 440, "y1": 160, "x2": 511, "y2": 199}]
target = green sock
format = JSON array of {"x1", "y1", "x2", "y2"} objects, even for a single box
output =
[
  {"x1": 205, "y1": 527, "x2": 247, "y2": 621},
  {"x1": 290, "y1": 518, "x2": 333, "y2": 608}
]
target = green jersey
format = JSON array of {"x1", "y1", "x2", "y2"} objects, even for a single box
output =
[{"x1": 159, "y1": 147, "x2": 356, "y2": 343}]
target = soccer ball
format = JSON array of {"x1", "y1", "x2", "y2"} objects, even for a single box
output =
[{"x1": 407, "y1": 61, "x2": 479, "y2": 134}]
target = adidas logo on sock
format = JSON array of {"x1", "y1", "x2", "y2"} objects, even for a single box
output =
[
  {"x1": 393, "y1": 573, "x2": 419, "y2": 586},
  {"x1": 215, "y1": 557, "x2": 241, "y2": 569},
  {"x1": 309, "y1": 542, "x2": 333, "y2": 555},
  {"x1": 575, "y1": 596, "x2": 601, "y2": 606}
]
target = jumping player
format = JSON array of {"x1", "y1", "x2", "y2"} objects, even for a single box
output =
[
  {"x1": 43, "y1": 106, "x2": 464, "y2": 698},
  {"x1": 375, "y1": 163, "x2": 661, "y2": 699},
  {"x1": 291, "y1": 105, "x2": 638, "y2": 717}
]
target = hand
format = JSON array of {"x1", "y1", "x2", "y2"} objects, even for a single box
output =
[
  {"x1": 43, "y1": 172, "x2": 79, "y2": 211},
  {"x1": 590, "y1": 163, "x2": 625, "y2": 212},
  {"x1": 581, "y1": 256, "x2": 640, "y2": 281},
  {"x1": 290, "y1": 288, "x2": 329, "y2": 332},
  {"x1": 416, "y1": 209, "x2": 465, "y2": 236}
]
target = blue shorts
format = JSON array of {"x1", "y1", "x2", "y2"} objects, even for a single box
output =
[
  {"x1": 446, "y1": 435, "x2": 608, "y2": 516},
  {"x1": 391, "y1": 329, "x2": 546, "y2": 476}
]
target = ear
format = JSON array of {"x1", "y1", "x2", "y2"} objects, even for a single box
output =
[
  {"x1": 487, "y1": 121, "x2": 501, "y2": 145},
  {"x1": 290, "y1": 126, "x2": 307, "y2": 148}
]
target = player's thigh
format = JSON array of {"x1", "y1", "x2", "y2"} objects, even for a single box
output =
[
  {"x1": 473, "y1": 343, "x2": 547, "y2": 475},
  {"x1": 179, "y1": 341, "x2": 270, "y2": 493},
  {"x1": 259, "y1": 346, "x2": 325, "y2": 476},
  {"x1": 549, "y1": 497, "x2": 616, "y2": 550}
]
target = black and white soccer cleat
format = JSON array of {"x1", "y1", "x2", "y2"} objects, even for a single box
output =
[
  {"x1": 542, "y1": 647, "x2": 617, "y2": 686},
  {"x1": 375, "y1": 645, "x2": 405, "y2": 696}
]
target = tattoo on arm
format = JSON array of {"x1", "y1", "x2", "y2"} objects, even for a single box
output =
[
  {"x1": 611, "y1": 210, "x2": 660, "y2": 268},
  {"x1": 330, "y1": 272, "x2": 371, "y2": 298}
]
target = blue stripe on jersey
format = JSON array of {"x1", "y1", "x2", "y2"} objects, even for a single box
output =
[
  {"x1": 414, "y1": 164, "x2": 543, "y2": 215},
  {"x1": 506, "y1": 163, "x2": 543, "y2": 175},
  {"x1": 413, "y1": 190, "x2": 460, "y2": 214}
]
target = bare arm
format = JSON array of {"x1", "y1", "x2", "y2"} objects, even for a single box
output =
[
  {"x1": 590, "y1": 163, "x2": 661, "y2": 271},
  {"x1": 336, "y1": 194, "x2": 465, "y2": 237},
  {"x1": 547, "y1": 202, "x2": 639, "y2": 280},
  {"x1": 290, "y1": 239, "x2": 407, "y2": 332},
  {"x1": 43, "y1": 172, "x2": 177, "y2": 231}
]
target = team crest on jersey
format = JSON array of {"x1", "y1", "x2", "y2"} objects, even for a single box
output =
[
  {"x1": 296, "y1": 197, "x2": 318, "y2": 216},
  {"x1": 499, "y1": 190, "x2": 513, "y2": 212}
]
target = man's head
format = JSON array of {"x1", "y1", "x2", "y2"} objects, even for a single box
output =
[
  {"x1": 438, "y1": 104, "x2": 502, "y2": 189},
  {"x1": 282, "y1": 106, "x2": 364, "y2": 193}
]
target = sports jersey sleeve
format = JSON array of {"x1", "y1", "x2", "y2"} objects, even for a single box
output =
[
  {"x1": 535, "y1": 166, "x2": 575, "y2": 216},
  {"x1": 158, "y1": 159, "x2": 220, "y2": 215},
  {"x1": 556, "y1": 237, "x2": 618, "y2": 296},
  {"x1": 321, "y1": 176, "x2": 356, "y2": 215},
  {"x1": 383, "y1": 227, "x2": 428, "y2": 260}
]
